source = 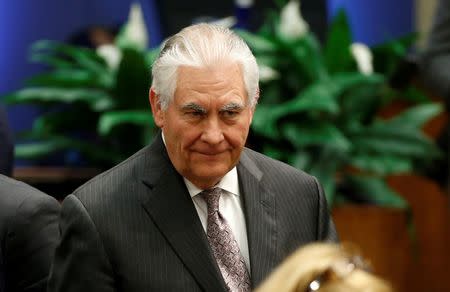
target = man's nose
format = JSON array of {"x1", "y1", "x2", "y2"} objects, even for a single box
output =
[{"x1": 201, "y1": 118, "x2": 224, "y2": 144}]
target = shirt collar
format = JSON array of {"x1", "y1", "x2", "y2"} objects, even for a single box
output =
[{"x1": 184, "y1": 167, "x2": 239, "y2": 198}]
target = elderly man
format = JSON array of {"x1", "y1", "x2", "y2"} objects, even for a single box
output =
[
  {"x1": 0, "y1": 174, "x2": 60, "y2": 292},
  {"x1": 48, "y1": 24, "x2": 337, "y2": 292}
]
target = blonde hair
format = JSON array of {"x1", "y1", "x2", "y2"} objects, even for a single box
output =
[
  {"x1": 151, "y1": 23, "x2": 259, "y2": 110},
  {"x1": 256, "y1": 243, "x2": 393, "y2": 292}
]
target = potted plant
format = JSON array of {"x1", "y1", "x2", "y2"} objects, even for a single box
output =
[
  {"x1": 4, "y1": 1, "x2": 447, "y2": 289},
  {"x1": 237, "y1": 1, "x2": 445, "y2": 290},
  {"x1": 4, "y1": 3, "x2": 159, "y2": 170},
  {"x1": 238, "y1": 0, "x2": 442, "y2": 208}
]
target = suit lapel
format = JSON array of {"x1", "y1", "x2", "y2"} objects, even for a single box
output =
[
  {"x1": 138, "y1": 135, "x2": 227, "y2": 292},
  {"x1": 238, "y1": 150, "x2": 278, "y2": 287}
]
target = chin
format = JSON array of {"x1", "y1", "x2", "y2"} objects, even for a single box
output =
[
  {"x1": 191, "y1": 165, "x2": 231, "y2": 185},
  {"x1": 197, "y1": 166, "x2": 229, "y2": 178}
]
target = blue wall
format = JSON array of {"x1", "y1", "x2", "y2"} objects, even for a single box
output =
[
  {"x1": 327, "y1": 0, "x2": 414, "y2": 46},
  {"x1": 0, "y1": 0, "x2": 161, "y2": 133}
]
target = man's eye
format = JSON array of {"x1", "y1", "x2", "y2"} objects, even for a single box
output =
[
  {"x1": 186, "y1": 111, "x2": 204, "y2": 117},
  {"x1": 222, "y1": 111, "x2": 239, "y2": 118}
]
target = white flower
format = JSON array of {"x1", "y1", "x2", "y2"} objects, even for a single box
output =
[
  {"x1": 122, "y1": 2, "x2": 148, "y2": 50},
  {"x1": 97, "y1": 44, "x2": 122, "y2": 70},
  {"x1": 234, "y1": 0, "x2": 254, "y2": 8},
  {"x1": 278, "y1": 0, "x2": 309, "y2": 40},
  {"x1": 259, "y1": 64, "x2": 279, "y2": 82},
  {"x1": 350, "y1": 43, "x2": 373, "y2": 75},
  {"x1": 209, "y1": 16, "x2": 237, "y2": 28}
]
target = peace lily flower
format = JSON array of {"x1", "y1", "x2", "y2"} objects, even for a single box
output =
[
  {"x1": 278, "y1": 0, "x2": 309, "y2": 40},
  {"x1": 121, "y1": 2, "x2": 149, "y2": 50},
  {"x1": 259, "y1": 64, "x2": 280, "y2": 82},
  {"x1": 209, "y1": 16, "x2": 237, "y2": 28},
  {"x1": 350, "y1": 43, "x2": 373, "y2": 75},
  {"x1": 234, "y1": 0, "x2": 254, "y2": 8},
  {"x1": 96, "y1": 44, "x2": 122, "y2": 70}
]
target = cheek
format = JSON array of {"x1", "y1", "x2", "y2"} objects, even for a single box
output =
[
  {"x1": 178, "y1": 127, "x2": 203, "y2": 149},
  {"x1": 226, "y1": 122, "x2": 251, "y2": 147}
]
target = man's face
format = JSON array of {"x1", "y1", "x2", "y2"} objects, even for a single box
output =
[{"x1": 150, "y1": 62, "x2": 254, "y2": 189}]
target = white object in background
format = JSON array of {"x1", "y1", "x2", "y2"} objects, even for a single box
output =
[
  {"x1": 278, "y1": 0, "x2": 309, "y2": 40},
  {"x1": 210, "y1": 16, "x2": 238, "y2": 28},
  {"x1": 234, "y1": 0, "x2": 254, "y2": 8},
  {"x1": 259, "y1": 64, "x2": 280, "y2": 82},
  {"x1": 123, "y1": 2, "x2": 149, "y2": 50},
  {"x1": 97, "y1": 44, "x2": 122, "y2": 70},
  {"x1": 350, "y1": 43, "x2": 374, "y2": 75}
]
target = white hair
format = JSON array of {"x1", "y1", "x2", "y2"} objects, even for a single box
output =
[{"x1": 151, "y1": 23, "x2": 259, "y2": 110}]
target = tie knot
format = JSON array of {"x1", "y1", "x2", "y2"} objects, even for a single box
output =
[{"x1": 200, "y1": 187, "x2": 222, "y2": 213}]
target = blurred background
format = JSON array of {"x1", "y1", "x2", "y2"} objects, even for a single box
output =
[{"x1": 0, "y1": 0, "x2": 448, "y2": 291}]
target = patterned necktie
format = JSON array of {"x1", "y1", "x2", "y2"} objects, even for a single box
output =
[{"x1": 200, "y1": 188, "x2": 251, "y2": 292}]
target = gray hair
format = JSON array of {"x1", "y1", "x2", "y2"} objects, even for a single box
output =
[{"x1": 151, "y1": 23, "x2": 259, "y2": 110}]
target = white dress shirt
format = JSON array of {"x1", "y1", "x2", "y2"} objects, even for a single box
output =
[
  {"x1": 161, "y1": 134, "x2": 251, "y2": 271},
  {"x1": 183, "y1": 168, "x2": 251, "y2": 271}
]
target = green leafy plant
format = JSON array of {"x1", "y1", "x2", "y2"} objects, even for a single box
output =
[
  {"x1": 4, "y1": 1, "x2": 443, "y2": 210},
  {"x1": 4, "y1": 4, "x2": 159, "y2": 169},
  {"x1": 239, "y1": 1, "x2": 443, "y2": 207}
]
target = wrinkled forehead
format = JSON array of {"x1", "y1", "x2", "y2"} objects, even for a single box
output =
[{"x1": 174, "y1": 63, "x2": 248, "y2": 101}]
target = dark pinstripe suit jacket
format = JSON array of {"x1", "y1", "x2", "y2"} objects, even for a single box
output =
[
  {"x1": 0, "y1": 175, "x2": 60, "y2": 292},
  {"x1": 48, "y1": 134, "x2": 337, "y2": 292}
]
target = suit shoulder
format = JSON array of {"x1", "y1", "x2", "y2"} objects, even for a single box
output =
[
  {"x1": 240, "y1": 148, "x2": 321, "y2": 200},
  {"x1": 0, "y1": 174, "x2": 58, "y2": 210},
  {"x1": 71, "y1": 146, "x2": 149, "y2": 205},
  {"x1": 0, "y1": 175, "x2": 59, "y2": 233}
]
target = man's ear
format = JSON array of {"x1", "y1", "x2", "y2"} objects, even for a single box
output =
[{"x1": 149, "y1": 88, "x2": 164, "y2": 128}]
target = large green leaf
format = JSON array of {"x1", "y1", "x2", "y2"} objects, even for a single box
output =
[
  {"x1": 308, "y1": 147, "x2": 345, "y2": 206},
  {"x1": 98, "y1": 110, "x2": 154, "y2": 136},
  {"x1": 349, "y1": 154, "x2": 413, "y2": 175},
  {"x1": 282, "y1": 122, "x2": 351, "y2": 152},
  {"x1": 15, "y1": 136, "x2": 123, "y2": 165},
  {"x1": 236, "y1": 29, "x2": 279, "y2": 53},
  {"x1": 351, "y1": 124, "x2": 441, "y2": 158},
  {"x1": 288, "y1": 150, "x2": 312, "y2": 171},
  {"x1": 339, "y1": 85, "x2": 382, "y2": 126},
  {"x1": 146, "y1": 47, "x2": 161, "y2": 66},
  {"x1": 283, "y1": 34, "x2": 328, "y2": 82},
  {"x1": 31, "y1": 41, "x2": 107, "y2": 72},
  {"x1": 29, "y1": 54, "x2": 74, "y2": 69},
  {"x1": 332, "y1": 72, "x2": 384, "y2": 90},
  {"x1": 400, "y1": 86, "x2": 430, "y2": 103},
  {"x1": 346, "y1": 175, "x2": 408, "y2": 208},
  {"x1": 114, "y1": 48, "x2": 151, "y2": 109},
  {"x1": 251, "y1": 105, "x2": 282, "y2": 139},
  {"x1": 252, "y1": 79, "x2": 343, "y2": 138},
  {"x1": 4, "y1": 87, "x2": 113, "y2": 111},
  {"x1": 275, "y1": 82, "x2": 340, "y2": 115},
  {"x1": 371, "y1": 33, "x2": 417, "y2": 76},
  {"x1": 256, "y1": 54, "x2": 280, "y2": 69},
  {"x1": 27, "y1": 69, "x2": 112, "y2": 89},
  {"x1": 31, "y1": 40, "x2": 113, "y2": 87},
  {"x1": 383, "y1": 103, "x2": 443, "y2": 129},
  {"x1": 324, "y1": 9, "x2": 354, "y2": 73},
  {"x1": 14, "y1": 139, "x2": 72, "y2": 159},
  {"x1": 262, "y1": 143, "x2": 288, "y2": 162}
]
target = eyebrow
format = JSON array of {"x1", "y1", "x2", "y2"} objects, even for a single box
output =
[
  {"x1": 180, "y1": 103, "x2": 207, "y2": 114},
  {"x1": 220, "y1": 102, "x2": 245, "y2": 112}
]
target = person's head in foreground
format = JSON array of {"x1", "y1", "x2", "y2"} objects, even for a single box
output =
[
  {"x1": 150, "y1": 23, "x2": 259, "y2": 189},
  {"x1": 256, "y1": 243, "x2": 393, "y2": 292}
]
